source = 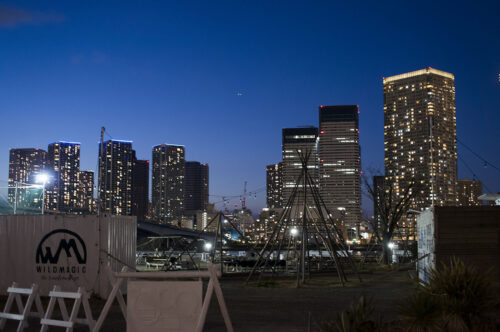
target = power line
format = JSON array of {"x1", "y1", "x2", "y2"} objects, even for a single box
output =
[
  {"x1": 457, "y1": 138, "x2": 500, "y2": 173},
  {"x1": 458, "y1": 154, "x2": 494, "y2": 193}
]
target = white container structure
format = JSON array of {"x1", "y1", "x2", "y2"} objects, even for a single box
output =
[
  {"x1": 416, "y1": 208, "x2": 435, "y2": 282},
  {"x1": 0, "y1": 214, "x2": 136, "y2": 299}
]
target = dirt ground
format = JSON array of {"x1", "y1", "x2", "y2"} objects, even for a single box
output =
[{"x1": 0, "y1": 268, "x2": 417, "y2": 331}]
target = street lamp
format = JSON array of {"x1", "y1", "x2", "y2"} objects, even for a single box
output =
[
  {"x1": 35, "y1": 173, "x2": 49, "y2": 215},
  {"x1": 290, "y1": 227, "x2": 299, "y2": 237}
]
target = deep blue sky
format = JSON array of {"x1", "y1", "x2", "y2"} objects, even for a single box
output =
[{"x1": 1, "y1": 0, "x2": 499, "y2": 214}]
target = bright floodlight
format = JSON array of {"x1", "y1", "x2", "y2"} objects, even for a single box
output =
[
  {"x1": 290, "y1": 228, "x2": 299, "y2": 237},
  {"x1": 204, "y1": 242, "x2": 212, "y2": 251},
  {"x1": 36, "y1": 173, "x2": 49, "y2": 184},
  {"x1": 388, "y1": 242, "x2": 395, "y2": 249}
]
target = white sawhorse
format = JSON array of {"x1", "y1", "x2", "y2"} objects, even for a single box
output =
[
  {"x1": 0, "y1": 283, "x2": 44, "y2": 332},
  {"x1": 93, "y1": 263, "x2": 233, "y2": 332},
  {"x1": 40, "y1": 286, "x2": 95, "y2": 332}
]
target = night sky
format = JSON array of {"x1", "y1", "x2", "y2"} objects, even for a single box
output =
[{"x1": 1, "y1": 1, "x2": 499, "y2": 214}]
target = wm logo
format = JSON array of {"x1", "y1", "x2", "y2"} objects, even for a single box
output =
[{"x1": 36, "y1": 229, "x2": 87, "y2": 264}]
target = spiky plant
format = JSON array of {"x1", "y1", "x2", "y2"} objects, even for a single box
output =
[
  {"x1": 399, "y1": 291, "x2": 443, "y2": 332},
  {"x1": 399, "y1": 257, "x2": 496, "y2": 331},
  {"x1": 319, "y1": 296, "x2": 381, "y2": 332},
  {"x1": 423, "y1": 258, "x2": 495, "y2": 330}
]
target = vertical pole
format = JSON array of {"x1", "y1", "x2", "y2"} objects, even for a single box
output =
[
  {"x1": 13, "y1": 182, "x2": 18, "y2": 214},
  {"x1": 41, "y1": 182, "x2": 45, "y2": 215},
  {"x1": 429, "y1": 116, "x2": 435, "y2": 207},
  {"x1": 220, "y1": 214, "x2": 224, "y2": 275},
  {"x1": 98, "y1": 126, "x2": 105, "y2": 216}
]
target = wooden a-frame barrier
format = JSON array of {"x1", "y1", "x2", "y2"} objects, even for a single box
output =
[
  {"x1": 0, "y1": 283, "x2": 44, "y2": 332},
  {"x1": 40, "y1": 286, "x2": 95, "y2": 332},
  {"x1": 94, "y1": 263, "x2": 233, "y2": 332}
]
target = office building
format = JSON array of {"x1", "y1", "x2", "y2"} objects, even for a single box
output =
[
  {"x1": 8, "y1": 148, "x2": 47, "y2": 210},
  {"x1": 281, "y1": 127, "x2": 318, "y2": 212},
  {"x1": 132, "y1": 153, "x2": 149, "y2": 221},
  {"x1": 266, "y1": 162, "x2": 283, "y2": 209},
  {"x1": 184, "y1": 161, "x2": 209, "y2": 212},
  {"x1": 319, "y1": 105, "x2": 361, "y2": 237},
  {"x1": 384, "y1": 68, "x2": 458, "y2": 235},
  {"x1": 457, "y1": 179, "x2": 482, "y2": 206},
  {"x1": 98, "y1": 140, "x2": 134, "y2": 215},
  {"x1": 152, "y1": 144, "x2": 185, "y2": 224},
  {"x1": 47, "y1": 142, "x2": 81, "y2": 212}
]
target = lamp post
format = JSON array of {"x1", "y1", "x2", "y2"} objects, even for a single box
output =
[{"x1": 35, "y1": 173, "x2": 49, "y2": 215}]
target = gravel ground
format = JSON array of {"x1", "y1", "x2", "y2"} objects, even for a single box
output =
[{"x1": 0, "y1": 269, "x2": 416, "y2": 331}]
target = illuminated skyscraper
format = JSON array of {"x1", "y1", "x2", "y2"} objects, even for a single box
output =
[
  {"x1": 319, "y1": 105, "x2": 361, "y2": 238},
  {"x1": 152, "y1": 144, "x2": 185, "y2": 224},
  {"x1": 281, "y1": 127, "x2": 318, "y2": 210},
  {"x1": 47, "y1": 142, "x2": 81, "y2": 212},
  {"x1": 457, "y1": 179, "x2": 482, "y2": 206},
  {"x1": 132, "y1": 153, "x2": 150, "y2": 221},
  {"x1": 77, "y1": 170, "x2": 94, "y2": 213},
  {"x1": 98, "y1": 140, "x2": 134, "y2": 215},
  {"x1": 8, "y1": 148, "x2": 47, "y2": 210},
  {"x1": 184, "y1": 161, "x2": 209, "y2": 212},
  {"x1": 384, "y1": 68, "x2": 457, "y2": 233},
  {"x1": 266, "y1": 162, "x2": 283, "y2": 209}
]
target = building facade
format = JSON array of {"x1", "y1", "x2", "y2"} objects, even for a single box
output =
[
  {"x1": 457, "y1": 179, "x2": 482, "y2": 207},
  {"x1": 281, "y1": 127, "x2": 318, "y2": 212},
  {"x1": 132, "y1": 154, "x2": 150, "y2": 221},
  {"x1": 47, "y1": 142, "x2": 81, "y2": 212},
  {"x1": 98, "y1": 140, "x2": 134, "y2": 215},
  {"x1": 8, "y1": 148, "x2": 47, "y2": 211},
  {"x1": 266, "y1": 162, "x2": 283, "y2": 209},
  {"x1": 383, "y1": 68, "x2": 458, "y2": 235},
  {"x1": 319, "y1": 105, "x2": 361, "y2": 237},
  {"x1": 184, "y1": 161, "x2": 209, "y2": 212},
  {"x1": 152, "y1": 144, "x2": 185, "y2": 224}
]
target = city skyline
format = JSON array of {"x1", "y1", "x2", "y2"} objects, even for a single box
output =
[{"x1": 1, "y1": 1, "x2": 499, "y2": 214}]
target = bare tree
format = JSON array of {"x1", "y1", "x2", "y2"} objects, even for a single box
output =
[{"x1": 363, "y1": 172, "x2": 419, "y2": 264}]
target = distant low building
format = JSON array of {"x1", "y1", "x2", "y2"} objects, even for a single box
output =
[{"x1": 457, "y1": 179, "x2": 482, "y2": 206}]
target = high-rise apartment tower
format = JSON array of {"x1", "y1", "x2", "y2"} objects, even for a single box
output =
[
  {"x1": 98, "y1": 140, "x2": 134, "y2": 215},
  {"x1": 47, "y1": 142, "x2": 81, "y2": 212},
  {"x1": 383, "y1": 68, "x2": 457, "y2": 234},
  {"x1": 184, "y1": 161, "x2": 209, "y2": 212},
  {"x1": 152, "y1": 144, "x2": 185, "y2": 224},
  {"x1": 131, "y1": 153, "x2": 150, "y2": 221},
  {"x1": 8, "y1": 148, "x2": 47, "y2": 210},
  {"x1": 266, "y1": 162, "x2": 283, "y2": 209}
]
